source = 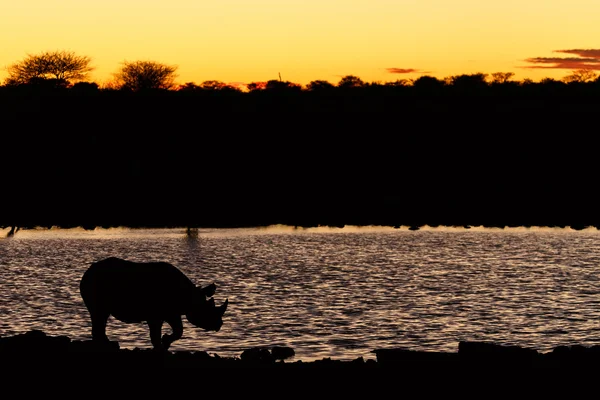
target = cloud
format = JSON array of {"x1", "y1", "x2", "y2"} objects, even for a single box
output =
[
  {"x1": 555, "y1": 49, "x2": 600, "y2": 58},
  {"x1": 521, "y1": 49, "x2": 600, "y2": 70},
  {"x1": 386, "y1": 68, "x2": 427, "y2": 74}
]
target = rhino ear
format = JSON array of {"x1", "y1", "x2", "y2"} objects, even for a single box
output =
[{"x1": 201, "y1": 283, "x2": 216, "y2": 298}]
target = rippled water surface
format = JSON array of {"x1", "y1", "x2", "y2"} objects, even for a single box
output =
[{"x1": 2, "y1": 225, "x2": 600, "y2": 362}]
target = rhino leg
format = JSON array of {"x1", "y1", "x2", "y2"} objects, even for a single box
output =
[
  {"x1": 148, "y1": 320, "x2": 166, "y2": 350},
  {"x1": 162, "y1": 316, "x2": 183, "y2": 350},
  {"x1": 90, "y1": 310, "x2": 110, "y2": 342}
]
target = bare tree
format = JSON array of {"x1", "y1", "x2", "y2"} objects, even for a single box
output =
[
  {"x1": 113, "y1": 60, "x2": 178, "y2": 91},
  {"x1": 562, "y1": 69, "x2": 597, "y2": 83},
  {"x1": 490, "y1": 72, "x2": 515, "y2": 84},
  {"x1": 5, "y1": 50, "x2": 93, "y2": 85}
]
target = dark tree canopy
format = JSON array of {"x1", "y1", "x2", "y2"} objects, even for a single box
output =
[
  {"x1": 113, "y1": 60, "x2": 178, "y2": 91},
  {"x1": 200, "y1": 80, "x2": 229, "y2": 90},
  {"x1": 246, "y1": 81, "x2": 267, "y2": 91},
  {"x1": 411, "y1": 75, "x2": 445, "y2": 93},
  {"x1": 264, "y1": 79, "x2": 302, "y2": 91},
  {"x1": 306, "y1": 80, "x2": 335, "y2": 91},
  {"x1": 3, "y1": 63, "x2": 600, "y2": 231},
  {"x1": 5, "y1": 50, "x2": 94, "y2": 85},
  {"x1": 337, "y1": 75, "x2": 365, "y2": 88}
]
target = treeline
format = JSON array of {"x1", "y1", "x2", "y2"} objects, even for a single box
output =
[
  {"x1": 3, "y1": 72, "x2": 600, "y2": 122},
  {"x1": 2, "y1": 73, "x2": 600, "y2": 231}
]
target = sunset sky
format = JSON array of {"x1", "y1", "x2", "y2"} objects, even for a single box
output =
[{"x1": 2, "y1": 0, "x2": 600, "y2": 87}]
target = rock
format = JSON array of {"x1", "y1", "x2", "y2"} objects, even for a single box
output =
[
  {"x1": 271, "y1": 346, "x2": 295, "y2": 360},
  {"x1": 240, "y1": 347, "x2": 274, "y2": 363}
]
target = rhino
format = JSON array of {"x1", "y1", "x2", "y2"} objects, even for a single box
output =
[{"x1": 80, "y1": 257, "x2": 228, "y2": 350}]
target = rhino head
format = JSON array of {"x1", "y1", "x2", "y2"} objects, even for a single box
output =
[{"x1": 185, "y1": 283, "x2": 228, "y2": 332}]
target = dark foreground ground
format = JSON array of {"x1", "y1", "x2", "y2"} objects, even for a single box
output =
[{"x1": 2, "y1": 329, "x2": 600, "y2": 371}]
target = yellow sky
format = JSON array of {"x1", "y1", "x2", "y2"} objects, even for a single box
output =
[{"x1": 2, "y1": 0, "x2": 599, "y2": 86}]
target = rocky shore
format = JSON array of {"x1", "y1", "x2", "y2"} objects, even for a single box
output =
[{"x1": 1, "y1": 329, "x2": 599, "y2": 370}]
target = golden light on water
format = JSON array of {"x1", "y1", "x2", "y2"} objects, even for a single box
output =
[
  {"x1": 3, "y1": 225, "x2": 600, "y2": 361},
  {"x1": 3, "y1": 224, "x2": 600, "y2": 240},
  {"x1": 2, "y1": 224, "x2": 600, "y2": 240}
]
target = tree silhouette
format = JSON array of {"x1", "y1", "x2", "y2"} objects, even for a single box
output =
[
  {"x1": 200, "y1": 80, "x2": 228, "y2": 90},
  {"x1": 246, "y1": 82, "x2": 267, "y2": 91},
  {"x1": 305, "y1": 80, "x2": 335, "y2": 91},
  {"x1": 520, "y1": 78, "x2": 535, "y2": 86},
  {"x1": 4, "y1": 57, "x2": 600, "y2": 230},
  {"x1": 490, "y1": 72, "x2": 515, "y2": 84},
  {"x1": 562, "y1": 69, "x2": 597, "y2": 83},
  {"x1": 384, "y1": 79, "x2": 411, "y2": 87},
  {"x1": 5, "y1": 50, "x2": 93, "y2": 85},
  {"x1": 70, "y1": 81, "x2": 100, "y2": 94},
  {"x1": 539, "y1": 77, "x2": 566, "y2": 87},
  {"x1": 177, "y1": 82, "x2": 202, "y2": 92},
  {"x1": 447, "y1": 73, "x2": 488, "y2": 88},
  {"x1": 412, "y1": 75, "x2": 445, "y2": 94},
  {"x1": 337, "y1": 75, "x2": 365, "y2": 88},
  {"x1": 113, "y1": 60, "x2": 178, "y2": 91},
  {"x1": 264, "y1": 79, "x2": 302, "y2": 91}
]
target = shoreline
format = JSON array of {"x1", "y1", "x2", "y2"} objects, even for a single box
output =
[{"x1": 2, "y1": 329, "x2": 599, "y2": 370}]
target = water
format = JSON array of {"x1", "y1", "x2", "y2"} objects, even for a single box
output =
[{"x1": 2, "y1": 225, "x2": 600, "y2": 362}]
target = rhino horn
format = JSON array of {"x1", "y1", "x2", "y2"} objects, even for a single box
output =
[{"x1": 220, "y1": 299, "x2": 228, "y2": 315}]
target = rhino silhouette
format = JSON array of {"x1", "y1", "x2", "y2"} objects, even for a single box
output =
[{"x1": 80, "y1": 257, "x2": 228, "y2": 350}]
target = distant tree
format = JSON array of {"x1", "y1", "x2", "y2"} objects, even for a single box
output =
[
  {"x1": 411, "y1": 75, "x2": 445, "y2": 93},
  {"x1": 384, "y1": 79, "x2": 411, "y2": 87},
  {"x1": 177, "y1": 82, "x2": 202, "y2": 92},
  {"x1": 100, "y1": 79, "x2": 121, "y2": 91},
  {"x1": 70, "y1": 81, "x2": 100, "y2": 94},
  {"x1": 539, "y1": 77, "x2": 564, "y2": 85},
  {"x1": 200, "y1": 80, "x2": 228, "y2": 90},
  {"x1": 337, "y1": 75, "x2": 365, "y2": 88},
  {"x1": 490, "y1": 72, "x2": 515, "y2": 84},
  {"x1": 447, "y1": 73, "x2": 488, "y2": 89},
  {"x1": 5, "y1": 50, "x2": 93, "y2": 85},
  {"x1": 537, "y1": 77, "x2": 567, "y2": 95},
  {"x1": 520, "y1": 78, "x2": 535, "y2": 86},
  {"x1": 113, "y1": 60, "x2": 178, "y2": 91},
  {"x1": 246, "y1": 82, "x2": 267, "y2": 92},
  {"x1": 305, "y1": 80, "x2": 335, "y2": 91},
  {"x1": 443, "y1": 73, "x2": 489, "y2": 97},
  {"x1": 562, "y1": 69, "x2": 597, "y2": 83},
  {"x1": 264, "y1": 79, "x2": 302, "y2": 91},
  {"x1": 11, "y1": 76, "x2": 70, "y2": 89},
  {"x1": 198, "y1": 80, "x2": 242, "y2": 93}
]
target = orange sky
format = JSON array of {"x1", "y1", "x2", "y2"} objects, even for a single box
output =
[{"x1": 2, "y1": 0, "x2": 600, "y2": 86}]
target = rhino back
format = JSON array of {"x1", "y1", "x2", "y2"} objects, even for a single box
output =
[{"x1": 80, "y1": 257, "x2": 196, "y2": 322}]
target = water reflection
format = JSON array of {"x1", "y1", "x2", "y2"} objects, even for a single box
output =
[{"x1": 1, "y1": 225, "x2": 600, "y2": 361}]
